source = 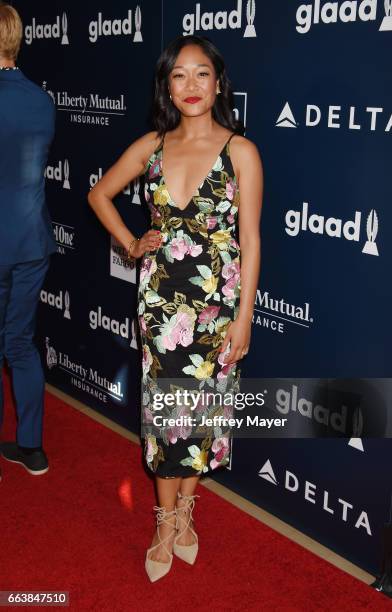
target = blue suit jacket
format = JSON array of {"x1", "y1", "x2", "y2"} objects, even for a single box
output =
[{"x1": 0, "y1": 68, "x2": 57, "y2": 264}]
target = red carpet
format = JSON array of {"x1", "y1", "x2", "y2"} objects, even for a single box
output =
[{"x1": 0, "y1": 376, "x2": 390, "y2": 611}]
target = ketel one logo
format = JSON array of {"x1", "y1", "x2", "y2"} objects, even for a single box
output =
[
  {"x1": 275, "y1": 102, "x2": 392, "y2": 132},
  {"x1": 295, "y1": 0, "x2": 392, "y2": 34},
  {"x1": 25, "y1": 12, "x2": 69, "y2": 45},
  {"x1": 45, "y1": 337, "x2": 57, "y2": 370},
  {"x1": 258, "y1": 459, "x2": 372, "y2": 535},
  {"x1": 45, "y1": 159, "x2": 71, "y2": 190},
  {"x1": 40, "y1": 289, "x2": 71, "y2": 318},
  {"x1": 285, "y1": 203, "x2": 379, "y2": 256},
  {"x1": 183, "y1": 0, "x2": 257, "y2": 37},
  {"x1": 88, "y1": 6, "x2": 143, "y2": 43}
]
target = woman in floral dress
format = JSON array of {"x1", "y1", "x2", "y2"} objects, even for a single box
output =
[{"x1": 88, "y1": 35, "x2": 263, "y2": 582}]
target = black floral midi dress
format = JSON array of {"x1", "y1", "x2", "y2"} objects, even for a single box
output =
[{"x1": 138, "y1": 133, "x2": 241, "y2": 478}]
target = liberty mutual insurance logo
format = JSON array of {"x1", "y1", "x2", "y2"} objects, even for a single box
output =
[
  {"x1": 45, "y1": 338, "x2": 57, "y2": 370},
  {"x1": 88, "y1": 6, "x2": 143, "y2": 43},
  {"x1": 25, "y1": 12, "x2": 69, "y2": 45},
  {"x1": 182, "y1": 0, "x2": 257, "y2": 37}
]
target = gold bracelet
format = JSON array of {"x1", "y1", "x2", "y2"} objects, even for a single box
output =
[{"x1": 127, "y1": 238, "x2": 139, "y2": 261}]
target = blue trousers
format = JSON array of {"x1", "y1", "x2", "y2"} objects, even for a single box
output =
[{"x1": 0, "y1": 257, "x2": 50, "y2": 447}]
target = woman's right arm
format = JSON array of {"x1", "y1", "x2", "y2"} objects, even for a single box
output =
[{"x1": 87, "y1": 131, "x2": 162, "y2": 257}]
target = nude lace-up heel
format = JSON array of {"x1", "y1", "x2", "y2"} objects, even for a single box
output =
[
  {"x1": 145, "y1": 505, "x2": 177, "y2": 582},
  {"x1": 173, "y1": 492, "x2": 200, "y2": 565}
]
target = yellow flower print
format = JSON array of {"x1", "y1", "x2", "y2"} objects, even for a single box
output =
[
  {"x1": 154, "y1": 185, "x2": 170, "y2": 206},
  {"x1": 192, "y1": 449, "x2": 208, "y2": 472},
  {"x1": 210, "y1": 229, "x2": 232, "y2": 249},
  {"x1": 202, "y1": 274, "x2": 218, "y2": 295},
  {"x1": 194, "y1": 360, "x2": 214, "y2": 380}
]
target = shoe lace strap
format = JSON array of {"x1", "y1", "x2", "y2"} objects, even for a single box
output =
[
  {"x1": 151, "y1": 505, "x2": 177, "y2": 558},
  {"x1": 176, "y1": 494, "x2": 200, "y2": 536}
]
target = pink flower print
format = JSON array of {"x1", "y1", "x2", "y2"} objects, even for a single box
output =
[
  {"x1": 162, "y1": 308, "x2": 195, "y2": 351},
  {"x1": 166, "y1": 406, "x2": 193, "y2": 443},
  {"x1": 222, "y1": 260, "x2": 240, "y2": 280},
  {"x1": 142, "y1": 344, "x2": 153, "y2": 375},
  {"x1": 217, "y1": 347, "x2": 236, "y2": 378},
  {"x1": 206, "y1": 217, "x2": 218, "y2": 230},
  {"x1": 170, "y1": 237, "x2": 189, "y2": 261},
  {"x1": 210, "y1": 437, "x2": 230, "y2": 469},
  {"x1": 226, "y1": 179, "x2": 236, "y2": 201},
  {"x1": 139, "y1": 315, "x2": 147, "y2": 336},
  {"x1": 144, "y1": 186, "x2": 150, "y2": 202},
  {"x1": 227, "y1": 214, "x2": 235, "y2": 224},
  {"x1": 140, "y1": 256, "x2": 156, "y2": 283},
  {"x1": 188, "y1": 243, "x2": 203, "y2": 257},
  {"x1": 198, "y1": 305, "x2": 220, "y2": 325},
  {"x1": 149, "y1": 158, "x2": 162, "y2": 179}
]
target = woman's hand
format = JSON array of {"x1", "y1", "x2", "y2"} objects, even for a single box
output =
[
  {"x1": 131, "y1": 230, "x2": 161, "y2": 258},
  {"x1": 219, "y1": 315, "x2": 252, "y2": 365}
]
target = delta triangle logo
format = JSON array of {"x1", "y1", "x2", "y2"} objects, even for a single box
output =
[
  {"x1": 258, "y1": 459, "x2": 278, "y2": 485},
  {"x1": 348, "y1": 438, "x2": 364, "y2": 452},
  {"x1": 276, "y1": 102, "x2": 297, "y2": 128}
]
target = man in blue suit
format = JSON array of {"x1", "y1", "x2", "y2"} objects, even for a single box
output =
[{"x1": 0, "y1": 4, "x2": 56, "y2": 479}]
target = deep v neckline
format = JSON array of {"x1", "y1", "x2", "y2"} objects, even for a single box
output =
[{"x1": 160, "y1": 134, "x2": 233, "y2": 213}]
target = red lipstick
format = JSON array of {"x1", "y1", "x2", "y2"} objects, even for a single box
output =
[{"x1": 184, "y1": 97, "x2": 202, "y2": 104}]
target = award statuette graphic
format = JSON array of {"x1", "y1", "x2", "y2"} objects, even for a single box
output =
[
  {"x1": 132, "y1": 177, "x2": 141, "y2": 204},
  {"x1": 133, "y1": 5, "x2": 143, "y2": 42},
  {"x1": 244, "y1": 0, "x2": 256, "y2": 38},
  {"x1": 380, "y1": 0, "x2": 392, "y2": 31},
  {"x1": 362, "y1": 209, "x2": 379, "y2": 256},
  {"x1": 61, "y1": 13, "x2": 69, "y2": 45},
  {"x1": 64, "y1": 291, "x2": 71, "y2": 319},
  {"x1": 130, "y1": 319, "x2": 138, "y2": 349},
  {"x1": 63, "y1": 159, "x2": 70, "y2": 190},
  {"x1": 45, "y1": 337, "x2": 57, "y2": 370}
]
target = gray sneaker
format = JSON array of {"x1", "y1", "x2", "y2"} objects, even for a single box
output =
[{"x1": 0, "y1": 442, "x2": 49, "y2": 475}]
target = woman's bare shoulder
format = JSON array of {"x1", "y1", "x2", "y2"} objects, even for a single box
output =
[{"x1": 230, "y1": 134, "x2": 260, "y2": 158}]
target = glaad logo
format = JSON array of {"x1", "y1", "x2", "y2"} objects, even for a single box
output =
[
  {"x1": 285, "y1": 202, "x2": 380, "y2": 256},
  {"x1": 295, "y1": 0, "x2": 390, "y2": 34},
  {"x1": 275, "y1": 384, "x2": 363, "y2": 436},
  {"x1": 52, "y1": 222, "x2": 75, "y2": 255},
  {"x1": 258, "y1": 459, "x2": 372, "y2": 535},
  {"x1": 45, "y1": 337, "x2": 57, "y2": 370},
  {"x1": 253, "y1": 289, "x2": 313, "y2": 334},
  {"x1": 40, "y1": 289, "x2": 71, "y2": 319},
  {"x1": 183, "y1": 0, "x2": 257, "y2": 38},
  {"x1": 25, "y1": 13, "x2": 69, "y2": 45},
  {"x1": 276, "y1": 101, "x2": 392, "y2": 132},
  {"x1": 45, "y1": 159, "x2": 70, "y2": 189},
  {"x1": 89, "y1": 306, "x2": 130, "y2": 339},
  {"x1": 88, "y1": 6, "x2": 143, "y2": 43}
]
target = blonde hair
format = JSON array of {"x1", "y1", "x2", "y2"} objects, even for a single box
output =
[{"x1": 0, "y1": 3, "x2": 23, "y2": 61}]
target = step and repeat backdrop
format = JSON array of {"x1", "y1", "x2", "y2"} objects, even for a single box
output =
[{"x1": 11, "y1": 0, "x2": 392, "y2": 575}]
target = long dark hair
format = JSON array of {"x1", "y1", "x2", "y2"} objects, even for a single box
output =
[{"x1": 152, "y1": 35, "x2": 244, "y2": 137}]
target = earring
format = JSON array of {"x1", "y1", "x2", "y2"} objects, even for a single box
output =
[
  {"x1": 169, "y1": 91, "x2": 172, "y2": 100},
  {"x1": 216, "y1": 82, "x2": 221, "y2": 95}
]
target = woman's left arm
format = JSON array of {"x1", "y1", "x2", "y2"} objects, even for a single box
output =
[{"x1": 220, "y1": 137, "x2": 263, "y2": 365}]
